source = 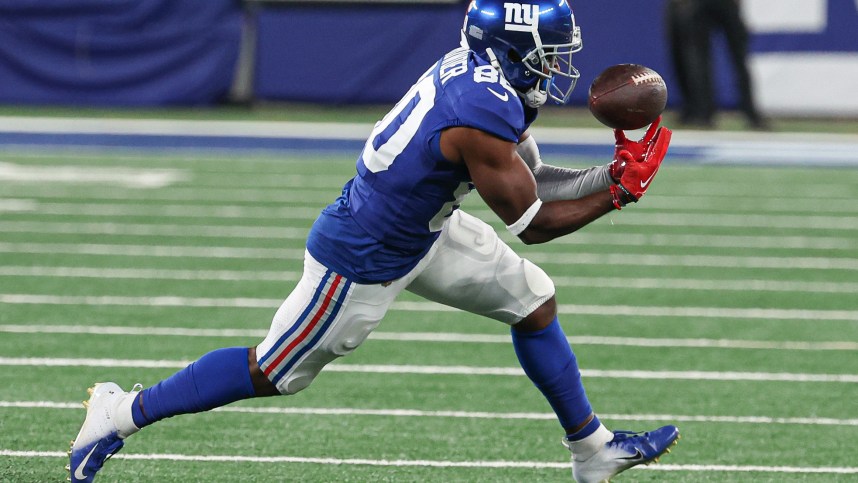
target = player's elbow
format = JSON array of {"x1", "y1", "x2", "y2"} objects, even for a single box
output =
[{"x1": 517, "y1": 227, "x2": 550, "y2": 245}]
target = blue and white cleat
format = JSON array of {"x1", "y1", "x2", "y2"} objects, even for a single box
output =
[
  {"x1": 564, "y1": 425, "x2": 680, "y2": 483},
  {"x1": 68, "y1": 382, "x2": 141, "y2": 482}
]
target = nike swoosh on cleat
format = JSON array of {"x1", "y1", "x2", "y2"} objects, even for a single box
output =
[
  {"x1": 74, "y1": 443, "x2": 98, "y2": 480},
  {"x1": 640, "y1": 171, "x2": 657, "y2": 189},
  {"x1": 486, "y1": 87, "x2": 509, "y2": 102},
  {"x1": 617, "y1": 449, "x2": 645, "y2": 461}
]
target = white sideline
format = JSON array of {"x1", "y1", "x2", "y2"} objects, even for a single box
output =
[
  {"x1": 2, "y1": 324, "x2": 856, "y2": 351},
  {"x1": 4, "y1": 115, "x2": 858, "y2": 147},
  {"x1": 2, "y1": 449, "x2": 856, "y2": 474},
  {"x1": 0, "y1": 357, "x2": 855, "y2": 383},
  {"x1": 3, "y1": 400, "x2": 857, "y2": 427},
  {"x1": 4, "y1": 115, "x2": 858, "y2": 144},
  {"x1": 3, "y1": 294, "x2": 857, "y2": 321}
]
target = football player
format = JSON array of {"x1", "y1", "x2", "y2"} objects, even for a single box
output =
[{"x1": 69, "y1": 1, "x2": 677, "y2": 482}]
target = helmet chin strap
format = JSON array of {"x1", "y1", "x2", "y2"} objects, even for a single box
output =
[
  {"x1": 525, "y1": 27, "x2": 550, "y2": 108},
  {"x1": 523, "y1": 80, "x2": 549, "y2": 108},
  {"x1": 485, "y1": 47, "x2": 503, "y2": 74}
]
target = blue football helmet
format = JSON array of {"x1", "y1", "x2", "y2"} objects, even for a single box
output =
[{"x1": 462, "y1": 0, "x2": 582, "y2": 107}]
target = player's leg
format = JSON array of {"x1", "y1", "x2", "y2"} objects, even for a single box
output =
[
  {"x1": 511, "y1": 298, "x2": 609, "y2": 443},
  {"x1": 680, "y1": 1, "x2": 716, "y2": 126},
  {"x1": 512, "y1": 301, "x2": 678, "y2": 482},
  {"x1": 406, "y1": 211, "x2": 678, "y2": 482},
  {"x1": 407, "y1": 211, "x2": 600, "y2": 434},
  {"x1": 125, "y1": 251, "x2": 343, "y2": 433},
  {"x1": 665, "y1": 0, "x2": 696, "y2": 123},
  {"x1": 70, "y1": 358, "x2": 263, "y2": 481},
  {"x1": 717, "y1": 0, "x2": 765, "y2": 127},
  {"x1": 70, "y1": 350, "x2": 265, "y2": 481},
  {"x1": 69, "y1": 250, "x2": 406, "y2": 482},
  {"x1": 255, "y1": 251, "x2": 412, "y2": 395}
]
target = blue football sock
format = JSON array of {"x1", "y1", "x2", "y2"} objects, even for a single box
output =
[
  {"x1": 511, "y1": 317, "x2": 600, "y2": 438},
  {"x1": 131, "y1": 347, "x2": 257, "y2": 428}
]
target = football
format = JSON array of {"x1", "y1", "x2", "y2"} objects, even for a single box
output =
[{"x1": 587, "y1": 64, "x2": 668, "y2": 130}]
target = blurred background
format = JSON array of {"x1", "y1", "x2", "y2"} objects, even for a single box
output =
[{"x1": 1, "y1": 0, "x2": 856, "y2": 127}]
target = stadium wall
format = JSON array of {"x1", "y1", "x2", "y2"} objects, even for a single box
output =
[
  {"x1": 0, "y1": 0, "x2": 243, "y2": 106},
  {"x1": 0, "y1": 0, "x2": 856, "y2": 115}
]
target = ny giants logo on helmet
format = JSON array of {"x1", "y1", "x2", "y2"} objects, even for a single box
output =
[{"x1": 503, "y1": 3, "x2": 539, "y2": 31}]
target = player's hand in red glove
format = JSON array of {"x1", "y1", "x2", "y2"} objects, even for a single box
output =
[
  {"x1": 608, "y1": 115, "x2": 664, "y2": 182},
  {"x1": 609, "y1": 122, "x2": 672, "y2": 209}
]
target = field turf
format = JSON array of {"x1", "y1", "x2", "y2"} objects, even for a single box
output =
[{"x1": 1, "y1": 127, "x2": 857, "y2": 482}]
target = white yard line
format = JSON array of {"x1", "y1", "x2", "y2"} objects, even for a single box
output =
[
  {"x1": 1, "y1": 449, "x2": 856, "y2": 474},
  {"x1": 5, "y1": 180, "x2": 858, "y2": 213},
  {"x1": 2, "y1": 324, "x2": 855, "y2": 351},
  {"x1": 2, "y1": 220, "x2": 857, "y2": 250},
  {"x1": 0, "y1": 242, "x2": 305, "y2": 259},
  {"x1": 0, "y1": 162, "x2": 185, "y2": 188},
  {"x1": 2, "y1": 294, "x2": 856, "y2": 321},
  {"x1": 0, "y1": 266, "x2": 300, "y2": 282},
  {"x1": 2, "y1": 400, "x2": 856, "y2": 427},
  {"x1": 0, "y1": 221, "x2": 311, "y2": 240},
  {"x1": 370, "y1": 332, "x2": 858, "y2": 351},
  {"x1": 607, "y1": 211, "x2": 858, "y2": 231},
  {"x1": 0, "y1": 199, "x2": 37, "y2": 213},
  {"x1": 1, "y1": 265, "x2": 856, "y2": 294},
  {"x1": 2, "y1": 242, "x2": 857, "y2": 272},
  {"x1": 0, "y1": 357, "x2": 855, "y2": 383},
  {"x1": 1, "y1": 186, "x2": 335, "y2": 204},
  {"x1": 8, "y1": 201, "x2": 327, "y2": 219},
  {"x1": 8, "y1": 200, "x2": 858, "y2": 230},
  {"x1": 548, "y1": 276, "x2": 858, "y2": 294}
]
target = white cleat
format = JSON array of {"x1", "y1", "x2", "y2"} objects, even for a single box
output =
[
  {"x1": 68, "y1": 382, "x2": 141, "y2": 483},
  {"x1": 565, "y1": 425, "x2": 680, "y2": 482}
]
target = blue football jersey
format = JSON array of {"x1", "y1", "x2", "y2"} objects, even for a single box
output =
[{"x1": 306, "y1": 46, "x2": 537, "y2": 283}]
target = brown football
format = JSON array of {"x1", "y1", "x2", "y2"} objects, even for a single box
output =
[{"x1": 588, "y1": 64, "x2": 667, "y2": 130}]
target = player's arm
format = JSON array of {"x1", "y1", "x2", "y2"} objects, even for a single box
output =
[
  {"x1": 442, "y1": 126, "x2": 616, "y2": 245},
  {"x1": 516, "y1": 131, "x2": 615, "y2": 202},
  {"x1": 516, "y1": 117, "x2": 669, "y2": 203}
]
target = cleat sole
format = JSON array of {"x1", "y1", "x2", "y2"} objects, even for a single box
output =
[{"x1": 644, "y1": 429, "x2": 680, "y2": 468}]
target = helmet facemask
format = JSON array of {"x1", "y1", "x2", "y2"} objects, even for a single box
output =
[{"x1": 518, "y1": 25, "x2": 582, "y2": 106}]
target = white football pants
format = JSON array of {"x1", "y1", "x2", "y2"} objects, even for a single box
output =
[{"x1": 256, "y1": 210, "x2": 555, "y2": 394}]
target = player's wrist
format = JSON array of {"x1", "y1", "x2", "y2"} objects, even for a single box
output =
[
  {"x1": 609, "y1": 184, "x2": 637, "y2": 210},
  {"x1": 607, "y1": 158, "x2": 623, "y2": 183}
]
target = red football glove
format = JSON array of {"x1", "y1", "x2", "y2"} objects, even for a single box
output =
[
  {"x1": 609, "y1": 123, "x2": 672, "y2": 209},
  {"x1": 608, "y1": 115, "x2": 664, "y2": 182}
]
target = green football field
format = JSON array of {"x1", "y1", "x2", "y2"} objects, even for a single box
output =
[{"x1": 1, "y1": 134, "x2": 857, "y2": 482}]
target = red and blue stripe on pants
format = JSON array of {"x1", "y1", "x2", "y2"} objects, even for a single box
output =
[{"x1": 259, "y1": 269, "x2": 352, "y2": 386}]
